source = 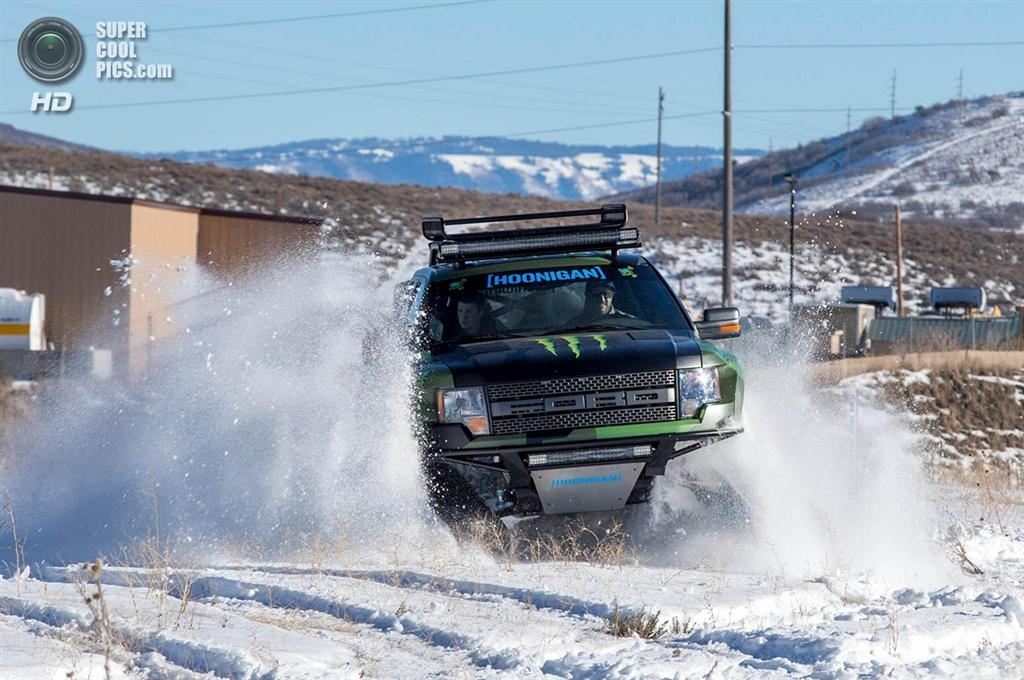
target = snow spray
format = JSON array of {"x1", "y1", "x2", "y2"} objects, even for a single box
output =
[
  {"x1": 644, "y1": 331, "x2": 955, "y2": 587},
  {"x1": 1, "y1": 252, "x2": 445, "y2": 567}
]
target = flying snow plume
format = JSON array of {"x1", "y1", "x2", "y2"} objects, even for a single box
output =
[
  {"x1": 646, "y1": 334, "x2": 955, "y2": 588},
  {"x1": 1, "y1": 252, "x2": 445, "y2": 567}
]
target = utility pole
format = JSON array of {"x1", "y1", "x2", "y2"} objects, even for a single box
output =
[
  {"x1": 845, "y1": 107, "x2": 852, "y2": 175},
  {"x1": 784, "y1": 173, "x2": 797, "y2": 312},
  {"x1": 722, "y1": 0, "x2": 734, "y2": 306},
  {"x1": 957, "y1": 68, "x2": 965, "y2": 123},
  {"x1": 889, "y1": 69, "x2": 897, "y2": 135},
  {"x1": 895, "y1": 204, "x2": 905, "y2": 317},
  {"x1": 655, "y1": 86, "x2": 665, "y2": 229},
  {"x1": 766, "y1": 138, "x2": 773, "y2": 189}
]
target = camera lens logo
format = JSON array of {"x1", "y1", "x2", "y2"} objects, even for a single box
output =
[{"x1": 18, "y1": 17, "x2": 84, "y2": 83}]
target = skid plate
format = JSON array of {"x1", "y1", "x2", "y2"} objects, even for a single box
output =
[{"x1": 531, "y1": 462, "x2": 644, "y2": 514}]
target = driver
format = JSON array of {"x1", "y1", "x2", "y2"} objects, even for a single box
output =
[
  {"x1": 570, "y1": 280, "x2": 633, "y2": 325},
  {"x1": 456, "y1": 291, "x2": 497, "y2": 338}
]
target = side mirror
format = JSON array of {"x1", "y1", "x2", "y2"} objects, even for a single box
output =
[{"x1": 696, "y1": 306, "x2": 742, "y2": 339}]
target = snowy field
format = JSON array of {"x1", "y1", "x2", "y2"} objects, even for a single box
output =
[
  {"x1": 3, "y1": 254, "x2": 1024, "y2": 678},
  {"x1": 3, "y1": 507, "x2": 1024, "y2": 679}
]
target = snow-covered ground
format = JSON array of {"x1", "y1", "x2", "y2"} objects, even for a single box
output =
[{"x1": 3, "y1": 492, "x2": 1023, "y2": 678}]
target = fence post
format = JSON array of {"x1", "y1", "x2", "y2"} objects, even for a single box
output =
[{"x1": 1017, "y1": 306, "x2": 1024, "y2": 351}]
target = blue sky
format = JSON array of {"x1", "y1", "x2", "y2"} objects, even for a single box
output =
[{"x1": 1, "y1": 0, "x2": 1021, "y2": 153}]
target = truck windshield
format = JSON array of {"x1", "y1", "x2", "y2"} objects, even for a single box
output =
[{"x1": 422, "y1": 260, "x2": 692, "y2": 345}]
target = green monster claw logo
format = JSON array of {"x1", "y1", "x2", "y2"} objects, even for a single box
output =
[
  {"x1": 536, "y1": 338, "x2": 559, "y2": 356},
  {"x1": 560, "y1": 335, "x2": 581, "y2": 359},
  {"x1": 535, "y1": 335, "x2": 608, "y2": 358}
]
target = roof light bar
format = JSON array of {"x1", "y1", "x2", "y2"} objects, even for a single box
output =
[{"x1": 423, "y1": 204, "x2": 639, "y2": 264}]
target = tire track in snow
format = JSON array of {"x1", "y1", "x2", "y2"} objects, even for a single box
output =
[
  {"x1": 185, "y1": 570, "x2": 743, "y2": 678},
  {"x1": 207, "y1": 564, "x2": 619, "y2": 619},
  {"x1": 0, "y1": 594, "x2": 259, "y2": 679},
  {"x1": 210, "y1": 598, "x2": 479, "y2": 680},
  {"x1": 33, "y1": 565, "x2": 527, "y2": 672},
  {"x1": 31, "y1": 565, "x2": 759, "y2": 677},
  {"x1": 190, "y1": 575, "x2": 529, "y2": 672}
]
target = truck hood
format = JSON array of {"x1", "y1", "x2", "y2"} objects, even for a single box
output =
[{"x1": 431, "y1": 329, "x2": 701, "y2": 385}]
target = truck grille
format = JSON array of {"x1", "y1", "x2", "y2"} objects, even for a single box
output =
[
  {"x1": 487, "y1": 370, "x2": 675, "y2": 400},
  {"x1": 487, "y1": 371, "x2": 678, "y2": 435}
]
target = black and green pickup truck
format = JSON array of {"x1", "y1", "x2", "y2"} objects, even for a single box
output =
[{"x1": 398, "y1": 204, "x2": 744, "y2": 523}]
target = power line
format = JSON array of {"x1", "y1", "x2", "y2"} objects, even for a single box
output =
[
  {"x1": 0, "y1": 46, "x2": 721, "y2": 115},
  {"x1": 0, "y1": 0, "x2": 492, "y2": 42}
]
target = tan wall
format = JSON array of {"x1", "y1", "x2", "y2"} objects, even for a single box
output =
[
  {"x1": 810, "y1": 350, "x2": 1024, "y2": 383},
  {"x1": 0, "y1": 190, "x2": 131, "y2": 357},
  {"x1": 127, "y1": 203, "x2": 199, "y2": 377},
  {"x1": 198, "y1": 213, "x2": 319, "y2": 280},
  {"x1": 2, "y1": 189, "x2": 319, "y2": 379}
]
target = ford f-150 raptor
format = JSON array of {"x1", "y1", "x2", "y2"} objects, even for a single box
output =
[{"x1": 398, "y1": 204, "x2": 744, "y2": 524}]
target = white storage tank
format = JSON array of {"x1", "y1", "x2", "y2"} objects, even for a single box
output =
[{"x1": 0, "y1": 288, "x2": 46, "y2": 350}]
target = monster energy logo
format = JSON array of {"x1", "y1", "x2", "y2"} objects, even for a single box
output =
[{"x1": 535, "y1": 335, "x2": 608, "y2": 358}]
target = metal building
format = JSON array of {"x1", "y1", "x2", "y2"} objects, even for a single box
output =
[{"x1": 0, "y1": 186, "x2": 321, "y2": 378}]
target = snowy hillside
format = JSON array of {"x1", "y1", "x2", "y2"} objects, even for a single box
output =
[
  {"x1": 742, "y1": 94, "x2": 1024, "y2": 228},
  {"x1": 621, "y1": 93, "x2": 1024, "y2": 231},
  {"x1": 148, "y1": 136, "x2": 764, "y2": 201}
]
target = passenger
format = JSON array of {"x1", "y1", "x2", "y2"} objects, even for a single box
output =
[
  {"x1": 456, "y1": 292, "x2": 497, "y2": 338},
  {"x1": 570, "y1": 280, "x2": 634, "y2": 325}
]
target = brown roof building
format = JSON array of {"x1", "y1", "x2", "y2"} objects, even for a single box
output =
[{"x1": 0, "y1": 186, "x2": 321, "y2": 378}]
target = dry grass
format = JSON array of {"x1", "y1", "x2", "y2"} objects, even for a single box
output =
[
  {"x1": 864, "y1": 367, "x2": 1024, "y2": 471},
  {"x1": 455, "y1": 514, "x2": 636, "y2": 567},
  {"x1": 604, "y1": 601, "x2": 693, "y2": 639},
  {"x1": 75, "y1": 560, "x2": 115, "y2": 679}
]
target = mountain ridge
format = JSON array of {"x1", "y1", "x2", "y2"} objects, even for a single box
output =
[{"x1": 138, "y1": 135, "x2": 764, "y2": 202}]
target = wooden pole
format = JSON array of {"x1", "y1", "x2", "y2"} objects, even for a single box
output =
[
  {"x1": 895, "y1": 204, "x2": 905, "y2": 317},
  {"x1": 655, "y1": 86, "x2": 664, "y2": 228}
]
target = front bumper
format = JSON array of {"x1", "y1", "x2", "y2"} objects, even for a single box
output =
[{"x1": 424, "y1": 423, "x2": 743, "y2": 516}]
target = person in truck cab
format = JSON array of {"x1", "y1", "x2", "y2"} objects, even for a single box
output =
[
  {"x1": 456, "y1": 291, "x2": 497, "y2": 339},
  {"x1": 570, "y1": 279, "x2": 634, "y2": 326}
]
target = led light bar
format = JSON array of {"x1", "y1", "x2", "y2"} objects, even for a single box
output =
[
  {"x1": 423, "y1": 205, "x2": 640, "y2": 264},
  {"x1": 527, "y1": 444, "x2": 650, "y2": 468}
]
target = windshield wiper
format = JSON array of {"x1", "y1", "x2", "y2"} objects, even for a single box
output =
[
  {"x1": 553, "y1": 321, "x2": 643, "y2": 334},
  {"x1": 431, "y1": 333, "x2": 515, "y2": 348}
]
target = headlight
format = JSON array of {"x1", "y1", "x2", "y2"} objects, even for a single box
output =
[
  {"x1": 677, "y1": 367, "x2": 721, "y2": 418},
  {"x1": 436, "y1": 386, "x2": 491, "y2": 436}
]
